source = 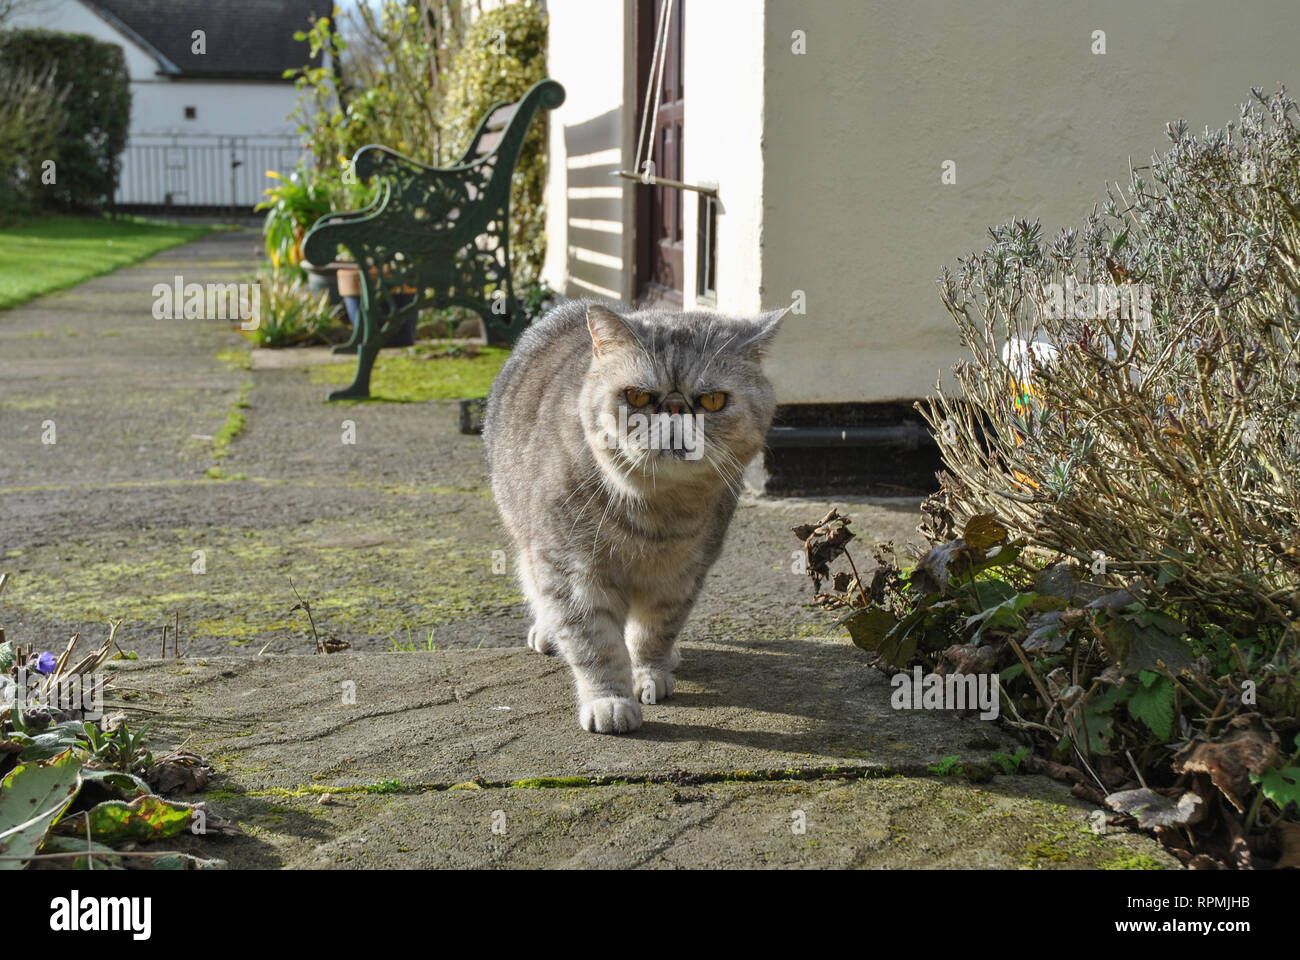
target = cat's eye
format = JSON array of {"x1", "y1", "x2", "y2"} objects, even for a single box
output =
[
  {"x1": 697, "y1": 391, "x2": 728, "y2": 412},
  {"x1": 624, "y1": 387, "x2": 654, "y2": 408}
]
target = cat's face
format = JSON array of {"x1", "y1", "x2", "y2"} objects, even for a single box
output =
[{"x1": 578, "y1": 304, "x2": 785, "y2": 497}]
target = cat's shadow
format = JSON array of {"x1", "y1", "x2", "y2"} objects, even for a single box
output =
[{"x1": 626, "y1": 639, "x2": 888, "y2": 754}]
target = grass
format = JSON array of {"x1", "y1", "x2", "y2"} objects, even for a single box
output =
[
  {"x1": 310, "y1": 344, "x2": 510, "y2": 402},
  {"x1": 212, "y1": 380, "x2": 252, "y2": 459},
  {"x1": 0, "y1": 215, "x2": 211, "y2": 309},
  {"x1": 389, "y1": 626, "x2": 439, "y2": 652}
]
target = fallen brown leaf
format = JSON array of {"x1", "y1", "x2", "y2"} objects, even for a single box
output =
[{"x1": 1172, "y1": 714, "x2": 1281, "y2": 813}]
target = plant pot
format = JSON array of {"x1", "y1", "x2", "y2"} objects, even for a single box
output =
[
  {"x1": 301, "y1": 259, "x2": 349, "y2": 307},
  {"x1": 336, "y1": 264, "x2": 362, "y2": 298}
]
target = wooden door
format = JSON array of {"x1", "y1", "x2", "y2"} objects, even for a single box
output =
[{"x1": 635, "y1": 0, "x2": 684, "y2": 305}]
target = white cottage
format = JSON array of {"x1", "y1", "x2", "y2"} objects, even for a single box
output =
[
  {"x1": 8, "y1": 0, "x2": 323, "y2": 209},
  {"x1": 540, "y1": 0, "x2": 1300, "y2": 492}
]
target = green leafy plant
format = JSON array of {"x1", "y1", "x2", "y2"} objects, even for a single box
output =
[
  {"x1": 928, "y1": 755, "x2": 962, "y2": 776},
  {"x1": 82, "y1": 720, "x2": 153, "y2": 774},
  {"x1": 1, "y1": 611, "x2": 229, "y2": 869},
  {"x1": 0, "y1": 60, "x2": 68, "y2": 218},
  {"x1": 990, "y1": 748, "x2": 1029, "y2": 775},
  {"x1": 241, "y1": 270, "x2": 339, "y2": 348},
  {"x1": 254, "y1": 164, "x2": 332, "y2": 277},
  {"x1": 800, "y1": 501, "x2": 1298, "y2": 868}
]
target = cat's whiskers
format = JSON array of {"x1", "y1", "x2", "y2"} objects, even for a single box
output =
[{"x1": 701, "y1": 437, "x2": 746, "y2": 497}]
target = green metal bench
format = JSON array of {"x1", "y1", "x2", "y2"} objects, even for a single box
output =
[{"x1": 303, "y1": 78, "x2": 566, "y2": 400}]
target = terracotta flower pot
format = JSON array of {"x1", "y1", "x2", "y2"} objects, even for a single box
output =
[
  {"x1": 338, "y1": 264, "x2": 417, "y2": 347},
  {"x1": 336, "y1": 265, "x2": 362, "y2": 298}
]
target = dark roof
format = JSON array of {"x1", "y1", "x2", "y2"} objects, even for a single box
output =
[{"x1": 84, "y1": 0, "x2": 326, "y2": 80}]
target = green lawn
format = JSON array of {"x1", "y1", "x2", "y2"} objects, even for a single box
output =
[
  {"x1": 0, "y1": 215, "x2": 211, "y2": 310},
  {"x1": 311, "y1": 345, "x2": 510, "y2": 402}
]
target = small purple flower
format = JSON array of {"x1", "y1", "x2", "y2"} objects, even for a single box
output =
[{"x1": 33, "y1": 651, "x2": 57, "y2": 675}]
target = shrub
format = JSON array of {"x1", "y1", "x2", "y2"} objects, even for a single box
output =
[
  {"x1": 439, "y1": 1, "x2": 549, "y2": 289},
  {"x1": 803, "y1": 87, "x2": 1300, "y2": 869},
  {"x1": 0, "y1": 59, "x2": 67, "y2": 218},
  {"x1": 281, "y1": 3, "x2": 550, "y2": 301},
  {"x1": 285, "y1": 3, "x2": 474, "y2": 192},
  {"x1": 921, "y1": 87, "x2": 1300, "y2": 643},
  {"x1": 0, "y1": 30, "x2": 130, "y2": 211}
]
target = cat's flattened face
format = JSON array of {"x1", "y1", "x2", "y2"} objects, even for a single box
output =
[{"x1": 579, "y1": 304, "x2": 783, "y2": 494}]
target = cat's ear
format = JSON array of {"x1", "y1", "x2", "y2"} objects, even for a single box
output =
[
  {"x1": 740, "y1": 305, "x2": 790, "y2": 359},
  {"x1": 586, "y1": 304, "x2": 639, "y2": 358}
]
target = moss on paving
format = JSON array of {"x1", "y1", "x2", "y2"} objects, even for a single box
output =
[
  {"x1": 211, "y1": 380, "x2": 252, "y2": 460},
  {"x1": 215, "y1": 348, "x2": 253, "y2": 371},
  {"x1": 2, "y1": 508, "x2": 522, "y2": 644},
  {"x1": 183, "y1": 770, "x2": 1171, "y2": 869}
]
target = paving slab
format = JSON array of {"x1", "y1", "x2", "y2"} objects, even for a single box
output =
[
  {"x1": 115, "y1": 651, "x2": 1177, "y2": 870},
  {"x1": 116, "y1": 642, "x2": 1020, "y2": 790},
  {"x1": 1, "y1": 231, "x2": 1180, "y2": 869}
]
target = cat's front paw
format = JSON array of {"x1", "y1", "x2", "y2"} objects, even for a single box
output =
[
  {"x1": 632, "y1": 667, "x2": 674, "y2": 705},
  {"x1": 578, "y1": 696, "x2": 643, "y2": 734},
  {"x1": 527, "y1": 623, "x2": 556, "y2": 655}
]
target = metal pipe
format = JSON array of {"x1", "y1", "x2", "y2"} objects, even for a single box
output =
[
  {"x1": 612, "y1": 170, "x2": 718, "y2": 196},
  {"x1": 765, "y1": 422, "x2": 933, "y2": 450}
]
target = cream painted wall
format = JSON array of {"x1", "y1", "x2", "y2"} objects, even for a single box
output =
[
  {"x1": 129, "y1": 80, "x2": 300, "y2": 138},
  {"x1": 542, "y1": 0, "x2": 636, "y2": 302},
  {"x1": 761, "y1": 0, "x2": 1300, "y2": 403},
  {"x1": 542, "y1": 0, "x2": 769, "y2": 313},
  {"x1": 680, "y1": 0, "x2": 766, "y2": 316}
]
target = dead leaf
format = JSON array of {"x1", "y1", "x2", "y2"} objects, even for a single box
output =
[
  {"x1": 910, "y1": 539, "x2": 975, "y2": 594},
  {"x1": 1275, "y1": 822, "x2": 1300, "y2": 869},
  {"x1": 963, "y1": 513, "x2": 1008, "y2": 551},
  {"x1": 1172, "y1": 714, "x2": 1281, "y2": 813},
  {"x1": 147, "y1": 753, "x2": 212, "y2": 795},
  {"x1": 793, "y1": 509, "x2": 856, "y2": 591}
]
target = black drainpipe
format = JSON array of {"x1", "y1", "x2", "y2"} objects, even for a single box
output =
[{"x1": 765, "y1": 420, "x2": 930, "y2": 450}]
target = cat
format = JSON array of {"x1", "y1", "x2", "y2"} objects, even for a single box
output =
[{"x1": 484, "y1": 299, "x2": 786, "y2": 734}]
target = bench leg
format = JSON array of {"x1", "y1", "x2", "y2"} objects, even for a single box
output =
[
  {"x1": 331, "y1": 303, "x2": 364, "y2": 355},
  {"x1": 328, "y1": 303, "x2": 379, "y2": 400}
]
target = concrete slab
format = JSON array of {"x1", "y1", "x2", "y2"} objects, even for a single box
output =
[{"x1": 1, "y1": 230, "x2": 1179, "y2": 869}]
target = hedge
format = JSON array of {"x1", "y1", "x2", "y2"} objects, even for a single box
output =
[
  {"x1": 439, "y1": 1, "x2": 549, "y2": 290},
  {"x1": 0, "y1": 29, "x2": 131, "y2": 211}
]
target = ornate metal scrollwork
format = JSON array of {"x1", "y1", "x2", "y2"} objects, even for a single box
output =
[{"x1": 302, "y1": 79, "x2": 566, "y2": 400}]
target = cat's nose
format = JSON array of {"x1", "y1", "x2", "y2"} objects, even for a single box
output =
[{"x1": 661, "y1": 392, "x2": 689, "y2": 416}]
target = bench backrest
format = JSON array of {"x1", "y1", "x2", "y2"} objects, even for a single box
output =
[{"x1": 459, "y1": 102, "x2": 521, "y2": 165}]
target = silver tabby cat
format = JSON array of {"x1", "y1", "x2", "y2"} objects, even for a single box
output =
[{"x1": 484, "y1": 299, "x2": 785, "y2": 734}]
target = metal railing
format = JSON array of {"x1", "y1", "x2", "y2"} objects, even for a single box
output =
[{"x1": 114, "y1": 134, "x2": 306, "y2": 216}]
